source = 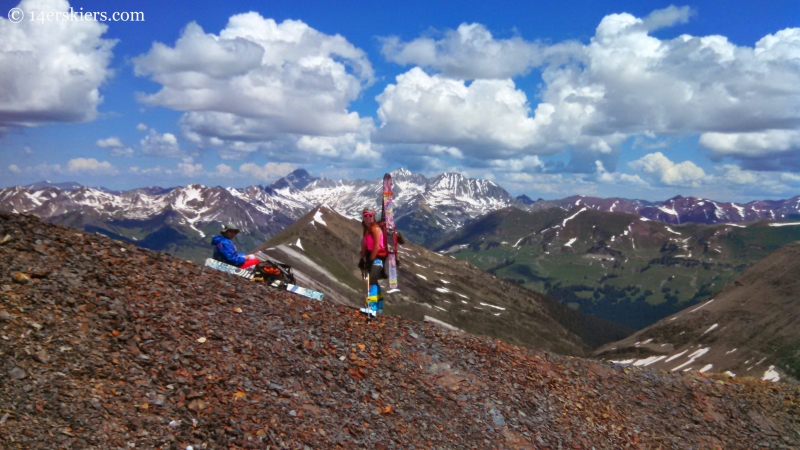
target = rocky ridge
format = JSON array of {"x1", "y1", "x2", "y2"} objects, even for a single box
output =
[
  {"x1": 528, "y1": 195, "x2": 800, "y2": 225},
  {"x1": 0, "y1": 212, "x2": 798, "y2": 448}
]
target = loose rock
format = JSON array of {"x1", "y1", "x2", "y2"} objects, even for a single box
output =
[
  {"x1": 8, "y1": 367, "x2": 25, "y2": 380},
  {"x1": 0, "y1": 212, "x2": 797, "y2": 449}
]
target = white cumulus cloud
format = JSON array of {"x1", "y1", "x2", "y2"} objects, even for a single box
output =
[
  {"x1": 381, "y1": 23, "x2": 576, "y2": 79},
  {"x1": 548, "y1": 11, "x2": 800, "y2": 162},
  {"x1": 212, "y1": 164, "x2": 234, "y2": 177},
  {"x1": 66, "y1": 157, "x2": 117, "y2": 174},
  {"x1": 377, "y1": 7, "x2": 800, "y2": 172},
  {"x1": 700, "y1": 130, "x2": 800, "y2": 170},
  {"x1": 133, "y1": 13, "x2": 374, "y2": 160},
  {"x1": 95, "y1": 136, "x2": 133, "y2": 156},
  {"x1": 129, "y1": 166, "x2": 172, "y2": 176},
  {"x1": 0, "y1": 0, "x2": 115, "y2": 132},
  {"x1": 8, "y1": 164, "x2": 21, "y2": 174},
  {"x1": 140, "y1": 129, "x2": 182, "y2": 158},
  {"x1": 294, "y1": 118, "x2": 380, "y2": 163},
  {"x1": 595, "y1": 160, "x2": 647, "y2": 185},
  {"x1": 95, "y1": 136, "x2": 124, "y2": 148},
  {"x1": 428, "y1": 145, "x2": 464, "y2": 159},
  {"x1": 628, "y1": 152, "x2": 705, "y2": 187},
  {"x1": 376, "y1": 68, "x2": 571, "y2": 157},
  {"x1": 110, "y1": 147, "x2": 134, "y2": 157},
  {"x1": 177, "y1": 162, "x2": 203, "y2": 177},
  {"x1": 488, "y1": 155, "x2": 544, "y2": 173}
]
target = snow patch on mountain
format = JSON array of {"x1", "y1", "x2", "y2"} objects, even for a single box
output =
[
  {"x1": 561, "y1": 208, "x2": 586, "y2": 227},
  {"x1": 769, "y1": 222, "x2": 800, "y2": 227},
  {"x1": 313, "y1": 210, "x2": 327, "y2": 226}
]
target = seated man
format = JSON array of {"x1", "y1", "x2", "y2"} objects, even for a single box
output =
[{"x1": 211, "y1": 223, "x2": 259, "y2": 269}]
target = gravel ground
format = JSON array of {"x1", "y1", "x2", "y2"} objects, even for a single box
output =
[{"x1": 1, "y1": 211, "x2": 798, "y2": 449}]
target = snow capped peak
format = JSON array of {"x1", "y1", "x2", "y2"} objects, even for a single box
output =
[
  {"x1": 391, "y1": 167, "x2": 413, "y2": 178},
  {"x1": 271, "y1": 168, "x2": 316, "y2": 191},
  {"x1": 8, "y1": 168, "x2": 800, "y2": 247}
]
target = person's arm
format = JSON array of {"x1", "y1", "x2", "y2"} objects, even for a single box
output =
[
  {"x1": 369, "y1": 226, "x2": 383, "y2": 262},
  {"x1": 219, "y1": 240, "x2": 246, "y2": 266}
]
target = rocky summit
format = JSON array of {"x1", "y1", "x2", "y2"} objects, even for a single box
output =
[{"x1": 0, "y1": 211, "x2": 798, "y2": 449}]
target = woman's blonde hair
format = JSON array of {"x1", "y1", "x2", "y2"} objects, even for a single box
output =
[{"x1": 361, "y1": 208, "x2": 378, "y2": 235}]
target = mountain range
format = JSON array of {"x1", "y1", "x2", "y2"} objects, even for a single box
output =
[
  {"x1": 5, "y1": 168, "x2": 800, "y2": 257},
  {"x1": 5, "y1": 169, "x2": 800, "y2": 333},
  {"x1": 0, "y1": 169, "x2": 517, "y2": 258},
  {"x1": 435, "y1": 205, "x2": 800, "y2": 329},
  {"x1": 594, "y1": 239, "x2": 800, "y2": 383},
  {"x1": 525, "y1": 194, "x2": 800, "y2": 225}
]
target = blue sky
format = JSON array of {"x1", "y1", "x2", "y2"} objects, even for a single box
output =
[{"x1": 2, "y1": 0, "x2": 800, "y2": 202}]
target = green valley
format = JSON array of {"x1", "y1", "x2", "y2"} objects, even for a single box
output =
[{"x1": 437, "y1": 206, "x2": 800, "y2": 330}]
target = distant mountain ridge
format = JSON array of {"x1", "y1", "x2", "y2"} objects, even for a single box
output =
[
  {"x1": 0, "y1": 168, "x2": 517, "y2": 255},
  {"x1": 529, "y1": 194, "x2": 800, "y2": 225},
  {"x1": 3, "y1": 169, "x2": 800, "y2": 261},
  {"x1": 23, "y1": 180, "x2": 86, "y2": 191}
]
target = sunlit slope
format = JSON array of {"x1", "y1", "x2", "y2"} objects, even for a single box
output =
[
  {"x1": 595, "y1": 240, "x2": 800, "y2": 382},
  {"x1": 252, "y1": 206, "x2": 633, "y2": 354},
  {"x1": 439, "y1": 206, "x2": 800, "y2": 329}
]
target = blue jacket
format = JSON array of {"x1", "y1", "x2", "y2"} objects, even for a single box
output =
[{"x1": 212, "y1": 235, "x2": 246, "y2": 267}]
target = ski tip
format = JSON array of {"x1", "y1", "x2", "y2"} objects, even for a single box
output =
[{"x1": 386, "y1": 288, "x2": 400, "y2": 293}]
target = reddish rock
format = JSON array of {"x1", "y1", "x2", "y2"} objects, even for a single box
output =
[{"x1": 0, "y1": 211, "x2": 797, "y2": 449}]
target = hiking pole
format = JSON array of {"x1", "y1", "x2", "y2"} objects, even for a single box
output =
[{"x1": 365, "y1": 273, "x2": 370, "y2": 314}]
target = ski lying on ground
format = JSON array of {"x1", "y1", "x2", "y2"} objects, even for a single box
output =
[
  {"x1": 280, "y1": 280, "x2": 324, "y2": 301},
  {"x1": 204, "y1": 258, "x2": 254, "y2": 279},
  {"x1": 204, "y1": 258, "x2": 324, "y2": 301}
]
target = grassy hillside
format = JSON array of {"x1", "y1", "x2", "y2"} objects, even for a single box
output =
[
  {"x1": 594, "y1": 241, "x2": 800, "y2": 383},
  {"x1": 438, "y1": 206, "x2": 800, "y2": 330}
]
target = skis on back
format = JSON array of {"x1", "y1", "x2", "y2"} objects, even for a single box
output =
[
  {"x1": 204, "y1": 258, "x2": 324, "y2": 301},
  {"x1": 382, "y1": 173, "x2": 398, "y2": 289}
]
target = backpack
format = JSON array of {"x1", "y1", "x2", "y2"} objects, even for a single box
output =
[
  {"x1": 374, "y1": 220, "x2": 405, "y2": 268},
  {"x1": 253, "y1": 259, "x2": 296, "y2": 285}
]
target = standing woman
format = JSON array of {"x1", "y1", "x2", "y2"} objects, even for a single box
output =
[{"x1": 359, "y1": 208, "x2": 387, "y2": 315}]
